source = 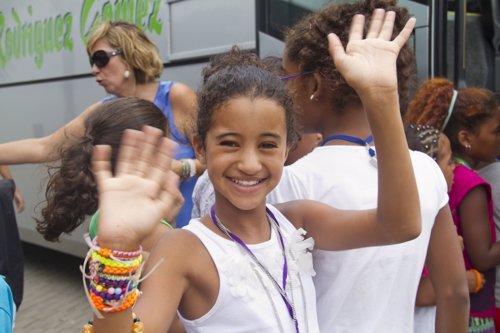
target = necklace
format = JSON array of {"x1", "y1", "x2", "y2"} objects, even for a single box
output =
[
  {"x1": 321, "y1": 134, "x2": 377, "y2": 167},
  {"x1": 454, "y1": 157, "x2": 472, "y2": 169},
  {"x1": 210, "y1": 206, "x2": 300, "y2": 333}
]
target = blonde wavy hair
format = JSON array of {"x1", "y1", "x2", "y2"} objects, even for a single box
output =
[{"x1": 87, "y1": 21, "x2": 163, "y2": 84}]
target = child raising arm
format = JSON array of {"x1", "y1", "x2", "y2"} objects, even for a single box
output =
[{"x1": 85, "y1": 10, "x2": 419, "y2": 333}]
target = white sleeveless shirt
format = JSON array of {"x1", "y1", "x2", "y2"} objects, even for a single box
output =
[{"x1": 180, "y1": 204, "x2": 320, "y2": 333}]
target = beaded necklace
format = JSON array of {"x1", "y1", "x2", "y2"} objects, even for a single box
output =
[
  {"x1": 321, "y1": 134, "x2": 377, "y2": 167},
  {"x1": 210, "y1": 206, "x2": 300, "y2": 333}
]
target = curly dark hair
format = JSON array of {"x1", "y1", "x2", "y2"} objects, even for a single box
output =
[
  {"x1": 284, "y1": 0, "x2": 416, "y2": 113},
  {"x1": 404, "y1": 77, "x2": 499, "y2": 154},
  {"x1": 36, "y1": 97, "x2": 167, "y2": 241},
  {"x1": 197, "y1": 47, "x2": 298, "y2": 147}
]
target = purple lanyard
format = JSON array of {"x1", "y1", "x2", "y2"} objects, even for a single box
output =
[{"x1": 210, "y1": 206, "x2": 299, "y2": 333}]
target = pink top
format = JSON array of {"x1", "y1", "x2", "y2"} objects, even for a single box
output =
[{"x1": 449, "y1": 164, "x2": 495, "y2": 318}]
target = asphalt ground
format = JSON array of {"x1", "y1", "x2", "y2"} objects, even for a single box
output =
[{"x1": 14, "y1": 242, "x2": 92, "y2": 333}]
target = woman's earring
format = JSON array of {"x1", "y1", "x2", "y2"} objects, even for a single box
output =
[
  {"x1": 310, "y1": 94, "x2": 317, "y2": 101},
  {"x1": 465, "y1": 144, "x2": 471, "y2": 150},
  {"x1": 124, "y1": 70, "x2": 130, "y2": 79}
]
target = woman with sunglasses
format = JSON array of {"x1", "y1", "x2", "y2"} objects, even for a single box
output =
[{"x1": 0, "y1": 21, "x2": 202, "y2": 228}]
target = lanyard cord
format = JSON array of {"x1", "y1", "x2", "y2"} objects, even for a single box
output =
[
  {"x1": 210, "y1": 206, "x2": 299, "y2": 333},
  {"x1": 320, "y1": 134, "x2": 375, "y2": 157}
]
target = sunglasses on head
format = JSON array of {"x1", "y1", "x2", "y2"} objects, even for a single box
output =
[{"x1": 89, "y1": 49, "x2": 122, "y2": 68}]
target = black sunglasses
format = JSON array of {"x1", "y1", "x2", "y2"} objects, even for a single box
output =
[{"x1": 89, "y1": 49, "x2": 122, "y2": 68}]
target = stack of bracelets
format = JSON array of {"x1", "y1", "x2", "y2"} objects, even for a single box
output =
[
  {"x1": 81, "y1": 236, "x2": 144, "y2": 332},
  {"x1": 180, "y1": 158, "x2": 196, "y2": 180}
]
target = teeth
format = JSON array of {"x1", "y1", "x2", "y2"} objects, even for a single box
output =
[{"x1": 232, "y1": 179, "x2": 260, "y2": 186}]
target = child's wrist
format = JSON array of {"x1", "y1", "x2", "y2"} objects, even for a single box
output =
[
  {"x1": 470, "y1": 269, "x2": 484, "y2": 293},
  {"x1": 96, "y1": 234, "x2": 141, "y2": 252}
]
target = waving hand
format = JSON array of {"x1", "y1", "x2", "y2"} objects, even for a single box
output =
[
  {"x1": 328, "y1": 9, "x2": 416, "y2": 95},
  {"x1": 92, "y1": 126, "x2": 181, "y2": 249}
]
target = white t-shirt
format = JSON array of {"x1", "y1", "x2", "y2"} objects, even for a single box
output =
[
  {"x1": 181, "y1": 204, "x2": 320, "y2": 333},
  {"x1": 414, "y1": 306, "x2": 436, "y2": 333},
  {"x1": 267, "y1": 146, "x2": 448, "y2": 333}
]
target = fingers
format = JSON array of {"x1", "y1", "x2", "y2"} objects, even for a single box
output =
[
  {"x1": 114, "y1": 129, "x2": 144, "y2": 176},
  {"x1": 378, "y1": 11, "x2": 396, "y2": 40},
  {"x1": 393, "y1": 16, "x2": 416, "y2": 48},
  {"x1": 14, "y1": 189, "x2": 25, "y2": 213},
  {"x1": 148, "y1": 137, "x2": 177, "y2": 186},
  {"x1": 115, "y1": 126, "x2": 166, "y2": 177},
  {"x1": 134, "y1": 126, "x2": 165, "y2": 177},
  {"x1": 366, "y1": 8, "x2": 385, "y2": 39},
  {"x1": 159, "y1": 171, "x2": 184, "y2": 222},
  {"x1": 348, "y1": 14, "x2": 365, "y2": 41},
  {"x1": 349, "y1": 9, "x2": 415, "y2": 45},
  {"x1": 327, "y1": 33, "x2": 345, "y2": 62},
  {"x1": 92, "y1": 144, "x2": 113, "y2": 189}
]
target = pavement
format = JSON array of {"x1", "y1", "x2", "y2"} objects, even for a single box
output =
[{"x1": 14, "y1": 242, "x2": 92, "y2": 333}]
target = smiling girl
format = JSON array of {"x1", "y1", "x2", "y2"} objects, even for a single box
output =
[{"x1": 84, "y1": 10, "x2": 420, "y2": 333}]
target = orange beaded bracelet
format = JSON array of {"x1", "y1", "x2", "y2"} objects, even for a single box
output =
[{"x1": 90, "y1": 289, "x2": 140, "y2": 312}]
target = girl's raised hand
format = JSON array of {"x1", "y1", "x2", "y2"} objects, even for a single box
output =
[
  {"x1": 92, "y1": 126, "x2": 181, "y2": 249},
  {"x1": 327, "y1": 8, "x2": 416, "y2": 96}
]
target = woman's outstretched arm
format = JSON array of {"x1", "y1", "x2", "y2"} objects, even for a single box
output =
[{"x1": 0, "y1": 102, "x2": 101, "y2": 164}]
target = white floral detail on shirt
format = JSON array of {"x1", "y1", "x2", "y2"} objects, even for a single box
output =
[
  {"x1": 218, "y1": 227, "x2": 315, "y2": 301},
  {"x1": 286, "y1": 228, "x2": 316, "y2": 286},
  {"x1": 219, "y1": 252, "x2": 261, "y2": 302}
]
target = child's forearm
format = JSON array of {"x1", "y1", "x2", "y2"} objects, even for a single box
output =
[{"x1": 364, "y1": 90, "x2": 421, "y2": 242}]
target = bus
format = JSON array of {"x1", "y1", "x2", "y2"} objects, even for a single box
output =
[
  {"x1": 1, "y1": 0, "x2": 498, "y2": 257},
  {"x1": 0, "y1": 0, "x2": 256, "y2": 257}
]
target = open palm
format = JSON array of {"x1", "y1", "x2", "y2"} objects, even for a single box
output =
[
  {"x1": 92, "y1": 126, "x2": 181, "y2": 247},
  {"x1": 328, "y1": 9, "x2": 416, "y2": 95}
]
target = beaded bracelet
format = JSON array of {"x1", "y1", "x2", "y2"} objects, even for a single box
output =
[
  {"x1": 82, "y1": 235, "x2": 144, "y2": 317},
  {"x1": 90, "y1": 289, "x2": 140, "y2": 312},
  {"x1": 180, "y1": 158, "x2": 196, "y2": 180},
  {"x1": 92, "y1": 237, "x2": 143, "y2": 259},
  {"x1": 90, "y1": 282, "x2": 137, "y2": 300},
  {"x1": 91, "y1": 251, "x2": 142, "y2": 268},
  {"x1": 82, "y1": 312, "x2": 144, "y2": 333}
]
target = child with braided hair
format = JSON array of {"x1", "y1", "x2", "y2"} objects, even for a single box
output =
[
  {"x1": 405, "y1": 124, "x2": 485, "y2": 332},
  {"x1": 405, "y1": 78, "x2": 500, "y2": 332}
]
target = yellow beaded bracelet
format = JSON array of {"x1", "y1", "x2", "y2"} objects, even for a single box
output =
[{"x1": 91, "y1": 251, "x2": 143, "y2": 268}]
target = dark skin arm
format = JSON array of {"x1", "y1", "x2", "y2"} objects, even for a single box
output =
[
  {"x1": 460, "y1": 185, "x2": 500, "y2": 271},
  {"x1": 416, "y1": 277, "x2": 435, "y2": 306},
  {"x1": 423, "y1": 205, "x2": 469, "y2": 333},
  {"x1": 417, "y1": 271, "x2": 482, "y2": 306}
]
